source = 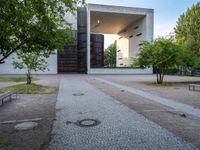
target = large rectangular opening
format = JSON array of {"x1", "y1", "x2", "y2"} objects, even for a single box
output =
[
  {"x1": 87, "y1": 4, "x2": 154, "y2": 74},
  {"x1": 90, "y1": 9, "x2": 146, "y2": 68}
]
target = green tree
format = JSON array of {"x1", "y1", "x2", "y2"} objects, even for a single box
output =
[
  {"x1": 0, "y1": 0, "x2": 85, "y2": 64},
  {"x1": 13, "y1": 52, "x2": 49, "y2": 84},
  {"x1": 134, "y1": 38, "x2": 181, "y2": 84},
  {"x1": 104, "y1": 41, "x2": 117, "y2": 67},
  {"x1": 175, "y1": 2, "x2": 200, "y2": 67}
]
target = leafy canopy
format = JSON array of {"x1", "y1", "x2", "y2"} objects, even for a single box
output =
[
  {"x1": 12, "y1": 51, "x2": 49, "y2": 84},
  {"x1": 104, "y1": 41, "x2": 117, "y2": 67},
  {"x1": 175, "y1": 2, "x2": 200, "y2": 67},
  {"x1": 12, "y1": 52, "x2": 49, "y2": 73},
  {"x1": 135, "y1": 38, "x2": 181, "y2": 69},
  {"x1": 134, "y1": 38, "x2": 181, "y2": 83},
  {"x1": 0, "y1": 0, "x2": 85, "y2": 64}
]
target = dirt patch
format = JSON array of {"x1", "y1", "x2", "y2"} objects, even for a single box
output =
[{"x1": 85, "y1": 77, "x2": 200, "y2": 148}]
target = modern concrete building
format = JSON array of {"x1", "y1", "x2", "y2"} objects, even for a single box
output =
[{"x1": 0, "y1": 3, "x2": 154, "y2": 75}]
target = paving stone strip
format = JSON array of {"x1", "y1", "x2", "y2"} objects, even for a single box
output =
[
  {"x1": 0, "y1": 118, "x2": 42, "y2": 125},
  {"x1": 96, "y1": 77, "x2": 200, "y2": 118},
  {"x1": 47, "y1": 76, "x2": 197, "y2": 150},
  {"x1": 0, "y1": 82, "x2": 25, "y2": 88}
]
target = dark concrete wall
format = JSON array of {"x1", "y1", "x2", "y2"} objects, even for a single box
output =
[
  {"x1": 57, "y1": 7, "x2": 105, "y2": 73},
  {"x1": 57, "y1": 35, "x2": 78, "y2": 73},
  {"x1": 57, "y1": 7, "x2": 88, "y2": 73},
  {"x1": 91, "y1": 34, "x2": 104, "y2": 68},
  {"x1": 77, "y1": 7, "x2": 88, "y2": 73}
]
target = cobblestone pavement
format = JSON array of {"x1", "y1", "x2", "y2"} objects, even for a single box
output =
[{"x1": 47, "y1": 75, "x2": 197, "y2": 150}]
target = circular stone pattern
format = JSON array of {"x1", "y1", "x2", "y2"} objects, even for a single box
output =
[
  {"x1": 76, "y1": 119, "x2": 100, "y2": 127},
  {"x1": 14, "y1": 122, "x2": 38, "y2": 131},
  {"x1": 73, "y1": 93, "x2": 84, "y2": 96}
]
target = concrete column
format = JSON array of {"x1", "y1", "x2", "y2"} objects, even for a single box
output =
[
  {"x1": 87, "y1": 8, "x2": 91, "y2": 74},
  {"x1": 145, "y1": 12, "x2": 154, "y2": 41}
]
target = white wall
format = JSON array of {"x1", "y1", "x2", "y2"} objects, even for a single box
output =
[
  {"x1": 117, "y1": 37, "x2": 129, "y2": 67},
  {"x1": 0, "y1": 10, "x2": 78, "y2": 75},
  {"x1": 128, "y1": 17, "x2": 146, "y2": 63},
  {"x1": 0, "y1": 52, "x2": 57, "y2": 75},
  {"x1": 117, "y1": 17, "x2": 146, "y2": 67},
  {"x1": 88, "y1": 68, "x2": 153, "y2": 75}
]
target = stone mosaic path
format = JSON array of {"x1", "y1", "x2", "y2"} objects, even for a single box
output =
[{"x1": 47, "y1": 76, "x2": 197, "y2": 150}]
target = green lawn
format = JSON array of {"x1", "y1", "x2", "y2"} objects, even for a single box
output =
[
  {"x1": 145, "y1": 82, "x2": 175, "y2": 86},
  {"x1": 0, "y1": 76, "x2": 38, "y2": 82},
  {"x1": 0, "y1": 84, "x2": 57, "y2": 94},
  {"x1": 145, "y1": 81, "x2": 200, "y2": 86}
]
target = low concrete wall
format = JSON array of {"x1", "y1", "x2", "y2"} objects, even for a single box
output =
[
  {"x1": 88, "y1": 68, "x2": 153, "y2": 74},
  {"x1": 0, "y1": 53, "x2": 58, "y2": 75}
]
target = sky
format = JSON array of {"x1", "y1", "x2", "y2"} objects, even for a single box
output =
[{"x1": 86, "y1": 0, "x2": 199, "y2": 48}]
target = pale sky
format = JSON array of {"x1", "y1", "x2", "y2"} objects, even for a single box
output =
[{"x1": 86, "y1": 0, "x2": 199, "y2": 48}]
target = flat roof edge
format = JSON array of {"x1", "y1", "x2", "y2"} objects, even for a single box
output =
[{"x1": 87, "y1": 3, "x2": 154, "y2": 14}]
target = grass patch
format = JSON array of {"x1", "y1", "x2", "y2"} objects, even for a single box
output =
[
  {"x1": 0, "y1": 84, "x2": 56, "y2": 94},
  {"x1": 145, "y1": 81, "x2": 200, "y2": 86},
  {"x1": 145, "y1": 82, "x2": 175, "y2": 86},
  {"x1": 0, "y1": 76, "x2": 38, "y2": 82},
  {"x1": 0, "y1": 136, "x2": 9, "y2": 147}
]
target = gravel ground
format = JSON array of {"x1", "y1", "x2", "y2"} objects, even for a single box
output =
[
  {"x1": 85, "y1": 77, "x2": 200, "y2": 148},
  {"x1": 1, "y1": 74, "x2": 200, "y2": 150},
  {"x1": 94, "y1": 75, "x2": 200, "y2": 108},
  {"x1": 47, "y1": 75, "x2": 197, "y2": 150},
  {"x1": 94, "y1": 77, "x2": 200, "y2": 118},
  {"x1": 0, "y1": 94, "x2": 57, "y2": 150},
  {"x1": 34, "y1": 75, "x2": 61, "y2": 87},
  {"x1": 0, "y1": 75, "x2": 60, "y2": 150}
]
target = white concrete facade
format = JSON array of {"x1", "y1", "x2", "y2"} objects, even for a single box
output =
[
  {"x1": 117, "y1": 17, "x2": 147, "y2": 67},
  {"x1": 0, "y1": 53, "x2": 58, "y2": 74},
  {"x1": 88, "y1": 68, "x2": 153, "y2": 75},
  {"x1": 87, "y1": 4, "x2": 154, "y2": 74},
  {"x1": 0, "y1": 4, "x2": 154, "y2": 75}
]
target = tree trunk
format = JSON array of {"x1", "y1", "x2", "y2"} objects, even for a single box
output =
[
  {"x1": 161, "y1": 68, "x2": 164, "y2": 83},
  {"x1": 0, "y1": 42, "x2": 26, "y2": 64},
  {"x1": 156, "y1": 68, "x2": 164, "y2": 84},
  {"x1": 156, "y1": 70, "x2": 159, "y2": 83},
  {"x1": 26, "y1": 70, "x2": 32, "y2": 85},
  {"x1": 156, "y1": 69, "x2": 161, "y2": 84},
  {"x1": 159, "y1": 69, "x2": 162, "y2": 83}
]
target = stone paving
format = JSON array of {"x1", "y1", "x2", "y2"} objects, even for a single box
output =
[
  {"x1": 95, "y1": 77, "x2": 200, "y2": 118},
  {"x1": 47, "y1": 75, "x2": 197, "y2": 150},
  {"x1": 95, "y1": 75, "x2": 200, "y2": 109},
  {"x1": 0, "y1": 82, "x2": 22, "y2": 88}
]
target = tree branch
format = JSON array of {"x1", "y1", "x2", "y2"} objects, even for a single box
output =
[{"x1": 0, "y1": 42, "x2": 25, "y2": 64}]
